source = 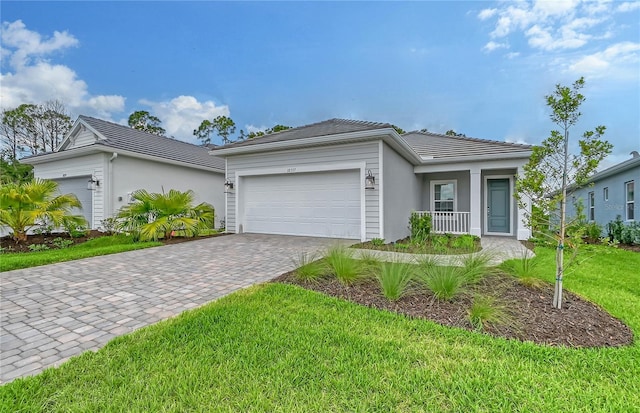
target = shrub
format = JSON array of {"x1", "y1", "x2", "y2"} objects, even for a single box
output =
[
  {"x1": 409, "y1": 212, "x2": 432, "y2": 242},
  {"x1": 459, "y1": 252, "x2": 494, "y2": 285},
  {"x1": 356, "y1": 251, "x2": 382, "y2": 270},
  {"x1": 583, "y1": 222, "x2": 603, "y2": 240},
  {"x1": 371, "y1": 238, "x2": 385, "y2": 246},
  {"x1": 621, "y1": 222, "x2": 640, "y2": 245},
  {"x1": 325, "y1": 245, "x2": 362, "y2": 285},
  {"x1": 468, "y1": 294, "x2": 513, "y2": 331},
  {"x1": 418, "y1": 266, "x2": 467, "y2": 301},
  {"x1": 52, "y1": 237, "x2": 74, "y2": 249},
  {"x1": 431, "y1": 234, "x2": 449, "y2": 253},
  {"x1": 101, "y1": 217, "x2": 119, "y2": 235},
  {"x1": 64, "y1": 222, "x2": 89, "y2": 238},
  {"x1": 500, "y1": 252, "x2": 545, "y2": 288},
  {"x1": 28, "y1": 244, "x2": 50, "y2": 252},
  {"x1": 291, "y1": 251, "x2": 326, "y2": 282},
  {"x1": 377, "y1": 262, "x2": 414, "y2": 301},
  {"x1": 452, "y1": 234, "x2": 477, "y2": 251},
  {"x1": 607, "y1": 215, "x2": 625, "y2": 242}
]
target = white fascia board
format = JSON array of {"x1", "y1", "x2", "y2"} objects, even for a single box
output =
[
  {"x1": 209, "y1": 128, "x2": 424, "y2": 165},
  {"x1": 414, "y1": 153, "x2": 531, "y2": 173},
  {"x1": 23, "y1": 145, "x2": 224, "y2": 174}
]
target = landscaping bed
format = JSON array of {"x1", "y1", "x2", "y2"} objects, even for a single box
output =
[
  {"x1": 274, "y1": 259, "x2": 633, "y2": 348},
  {"x1": 352, "y1": 234, "x2": 481, "y2": 255}
]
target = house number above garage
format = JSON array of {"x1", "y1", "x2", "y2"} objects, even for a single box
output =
[{"x1": 286, "y1": 168, "x2": 297, "y2": 173}]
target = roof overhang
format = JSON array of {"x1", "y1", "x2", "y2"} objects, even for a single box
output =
[
  {"x1": 209, "y1": 128, "x2": 424, "y2": 164},
  {"x1": 587, "y1": 156, "x2": 640, "y2": 183},
  {"x1": 22, "y1": 144, "x2": 224, "y2": 174},
  {"x1": 414, "y1": 151, "x2": 532, "y2": 173}
]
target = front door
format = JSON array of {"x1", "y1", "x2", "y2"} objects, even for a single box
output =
[{"x1": 487, "y1": 179, "x2": 510, "y2": 234}]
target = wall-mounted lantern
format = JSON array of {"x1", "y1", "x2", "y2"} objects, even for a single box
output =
[
  {"x1": 365, "y1": 169, "x2": 375, "y2": 190},
  {"x1": 87, "y1": 177, "x2": 100, "y2": 190},
  {"x1": 224, "y1": 180, "x2": 234, "y2": 193}
]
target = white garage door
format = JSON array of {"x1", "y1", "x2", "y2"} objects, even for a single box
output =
[
  {"x1": 53, "y1": 176, "x2": 93, "y2": 227},
  {"x1": 241, "y1": 170, "x2": 361, "y2": 239}
]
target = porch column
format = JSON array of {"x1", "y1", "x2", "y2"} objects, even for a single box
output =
[
  {"x1": 516, "y1": 166, "x2": 532, "y2": 240},
  {"x1": 469, "y1": 166, "x2": 482, "y2": 237}
]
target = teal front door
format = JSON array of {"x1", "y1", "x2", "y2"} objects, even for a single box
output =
[{"x1": 487, "y1": 179, "x2": 510, "y2": 233}]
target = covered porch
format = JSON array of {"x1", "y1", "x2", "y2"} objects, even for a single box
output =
[{"x1": 413, "y1": 161, "x2": 531, "y2": 240}]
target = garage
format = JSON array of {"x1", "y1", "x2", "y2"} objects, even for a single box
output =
[
  {"x1": 239, "y1": 169, "x2": 361, "y2": 239},
  {"x1": 53, "y1": 176, "x2": 93, "y2": 226}
]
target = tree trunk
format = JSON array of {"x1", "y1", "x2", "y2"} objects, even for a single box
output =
[{"x1": 554, "y1": 127, "x2": 570, "y2": 309}]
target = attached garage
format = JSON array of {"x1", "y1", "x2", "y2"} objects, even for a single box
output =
[
  {"x1": 53, "y1": 176, "x2": 93, "y2": 226},
  {"x1": 238, "y1": 169, "x2": 362, "y2": 239}
]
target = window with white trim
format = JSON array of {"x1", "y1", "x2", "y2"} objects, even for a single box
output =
[
  {"x1": 626, "y1": 180, "x2": 635, "y2": 221},
  {"x1": 588, "y1": 191, "x2": 595, "y2": 221},
  {"x1": 603, "y1": 187, "x2": 608, "y2": 201},
  {"x1": 431, "y1": 180, "x2": 456, "y2": 212}
]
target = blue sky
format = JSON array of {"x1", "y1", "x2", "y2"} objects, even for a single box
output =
[{"x1": 1, "y1": 1, "x2": 639, "y2": 166}]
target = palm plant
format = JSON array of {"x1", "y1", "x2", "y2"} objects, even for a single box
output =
[
  {"x1": 116, "y1": 189, "x2": 214, "y2": 241},
  {"x1": 0, "y1": 178, "x2": 86, "y2": 242}
]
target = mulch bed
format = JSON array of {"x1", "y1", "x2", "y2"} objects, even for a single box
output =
[
  {"x1": 0, "y1": 231, "x2": 227, "y2": 253},
  {"x1": 352, "y1": 236, "x2": 481, "y2": 255},
  {"x1": 273, "y1": 271, "x2": 634, "y2": 348}
]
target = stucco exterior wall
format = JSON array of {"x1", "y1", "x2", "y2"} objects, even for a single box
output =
[
  {"x1": 421, "y1": 171, "x2": 471, "y2": 212},
  {"x1": 31, "y1": 153, "x2": 108, "y2": 229},
  {"x1": 382, "y1": 142, "x2": 421, "y2": 242},
  {"x1": 225, "y1": 141, "x2": 381, "y2": 240},
  {"x1": 111, "y1": 155, "x2": 225, "y2": 227},
  {"x1": 568, "y1": 165, "x2": 639, "y2": 234}
]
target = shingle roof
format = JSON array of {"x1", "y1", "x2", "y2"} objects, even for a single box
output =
[
  {"x1": 77, "y1": 116, "x2": 224, "y2": 171},
  {"x1": 216, "y1": 118, "x2": 393, "y2": 149},
  {"x1": 400, "y1": 131, "x2": 532, "y2": 159}
]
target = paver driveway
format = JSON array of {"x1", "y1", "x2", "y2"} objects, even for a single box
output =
[{"x1": 0, "y1": 234, "x2": 351, "y2": 383}]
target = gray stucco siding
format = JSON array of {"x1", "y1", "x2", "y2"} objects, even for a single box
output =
[
  {"x1": 568, "y1": 165, "x2": 639, "y2": 233},
  {"x1": 225, "y1": 141, "x2": 381, "y2": 240},
  {"x1": 382, "y1": 142, "x2": 421, "y2": 242},
  {"x1": 421, "y1": 171, "x2": 471, "y2": 212}
]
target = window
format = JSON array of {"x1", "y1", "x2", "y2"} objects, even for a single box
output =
[
  {"x1": 588, "y1": 191, "x2": 595, "y2": 221},
  {"x1": 603, "y1": 187, "x2": 608, "y2": 201},
  {"x1": 626, "y1": 181, "x2": 635, "y2": 221},
  {"x1": 432, "y1": 181, "x2": 456, "y2": 212}
]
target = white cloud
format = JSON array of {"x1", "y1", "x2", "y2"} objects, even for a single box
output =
[
  {"x1": 506, "y1": 51, "x2": 521, "y2": 59},
  {"x1": 483, "y1": 41, "x2": 509, "y2": 52},
  {"x1": 569, "y1": 41, "x2": 640, "y2": 76},
  {"x1": 532, "y1": 0, "x2": 580, "y2": 17},
  {"x1": 244, "y1": 124, "x2": 266, "y2": 134},
  {"x1": 139, "y1": 95, "x2": 230, "y2": 141},
  {"x1": 0, "y1": 20, "x2": 125, "y2": 118},
  {"x1": 617, "y1": 2, "x2": 640, "y2": 13},
  {"x1": 478, "y1": 8, "x2": 498, "y2": 20}
]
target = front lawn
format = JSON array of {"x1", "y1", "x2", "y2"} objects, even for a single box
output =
[
  {"x1": 1, "y1": 245, "x2": 638, "y2": 411},
  {"x1": 0, "y1": 235, "x2": 162, "y2": 272}
]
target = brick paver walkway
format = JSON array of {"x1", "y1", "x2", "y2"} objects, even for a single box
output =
[{"x1": 0, "y1": 234, "x2": 349, "y2": 383}]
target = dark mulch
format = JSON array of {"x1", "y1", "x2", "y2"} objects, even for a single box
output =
[
  {"x1": 0, "y1": 231, "x2": 227, "y2": 253},
  {"x1": 273, "y1": 271, "x2": 634, "y2": 348}
]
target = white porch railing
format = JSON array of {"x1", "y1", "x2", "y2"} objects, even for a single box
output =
[{"x1": 413, "y1": 211, "x2": 470, "y2": 235}]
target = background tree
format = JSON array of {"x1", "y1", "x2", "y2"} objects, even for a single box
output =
[
  {"x1": 0, "y1": 100, "x2": 72, "y2": 158},
  {"x1": 193, "y1": 115, "x2": 236, "y2": 145},
  {"x1": 391, "y1": 125, "x2": 406, "y2": 134},
  {"x1": 240, "y1": 124, "x2": 292, "y2": 140},
  {"x1": 0, "y1": 158, "x2": 33, "y2": 184},
  {"x1": 0, "y1": 178, "x2": 86, "y2": 242},
  {"x1": 128, "y1": 111, "x2": 166, "y2": 136},
  {"x1": 515, "y1": 77, "x2": 612, "y2": 309},
  {"x1": 445, "y1": 129, "x2": 466, "y2": 137}
]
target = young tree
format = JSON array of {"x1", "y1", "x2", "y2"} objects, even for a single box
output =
[
  {"x1": 0, "y1": 178, "x2": 86, "y2": 242},
  {"x1": 193, "y1": 115, "x2": 236, "y2": 145},
  {"x1": 515, "y1": 77, "x2": 612, "y2": 309},
  {"x1": 128, "y1": 111, "x2": 166, "y2": 136}
]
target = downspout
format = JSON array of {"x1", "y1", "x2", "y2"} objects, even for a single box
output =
[{"x1": 108, "y1": 153, "x2": 118, "y2": 222}]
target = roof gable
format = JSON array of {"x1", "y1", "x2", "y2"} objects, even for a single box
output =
[
  {"x1": 56, "y1": 116, "x2": 225, "y2": 171},
  {"x1": 400, "y1": 131, "x2": 532, "y2": 160}
]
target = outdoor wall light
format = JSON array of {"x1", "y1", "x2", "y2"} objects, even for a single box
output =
[
  {"x1": 87, "y1": 177, "x2": 100, "y2": 190},
  {"x1": 224, "y1": 180, "x2": 234, "y2": 192},
  {"x1": 365, "y1": 169, "x2": 375, "y2": 190}
]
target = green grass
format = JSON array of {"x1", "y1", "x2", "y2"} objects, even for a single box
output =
[
  {"x1": 468, "y1": 294, "x2": 514, "y2": 331},
  {"x1": 376, "y1": 261, "x2": 414, "y2": 301},
  {"x1": 325, "y1": 245, "x2": 362, "y2": 285},
  {"x1": 0, "y1": 235, "x2": 162, "y2": 272},
  {"x1": 2, "y1": 245, "x2": 639, "y2": 411}
]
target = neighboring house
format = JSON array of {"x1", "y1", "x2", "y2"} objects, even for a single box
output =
[
  {"x1": 567, "y1": 152, "x2": 640, "y2": 233},
  {"x1": 21, "y1": 116, "x2": 226, "y2": 230},
  {"x1": 209, "y1": 119, "x2": 533, "y2": 242}
]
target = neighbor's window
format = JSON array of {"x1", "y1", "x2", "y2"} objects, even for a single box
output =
[
  {"x1": 626, "y1": 180, "x2": 635, "y2": 221},
  {"x1": 588, "y1": 191, "x2": 595, "y2": 221},
  {"x1": 603, "y1": 187, "x2": 608, "y2": 201},
  {"x1": 432, "y1": 181, "x2": 456, "y2": 212}
]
